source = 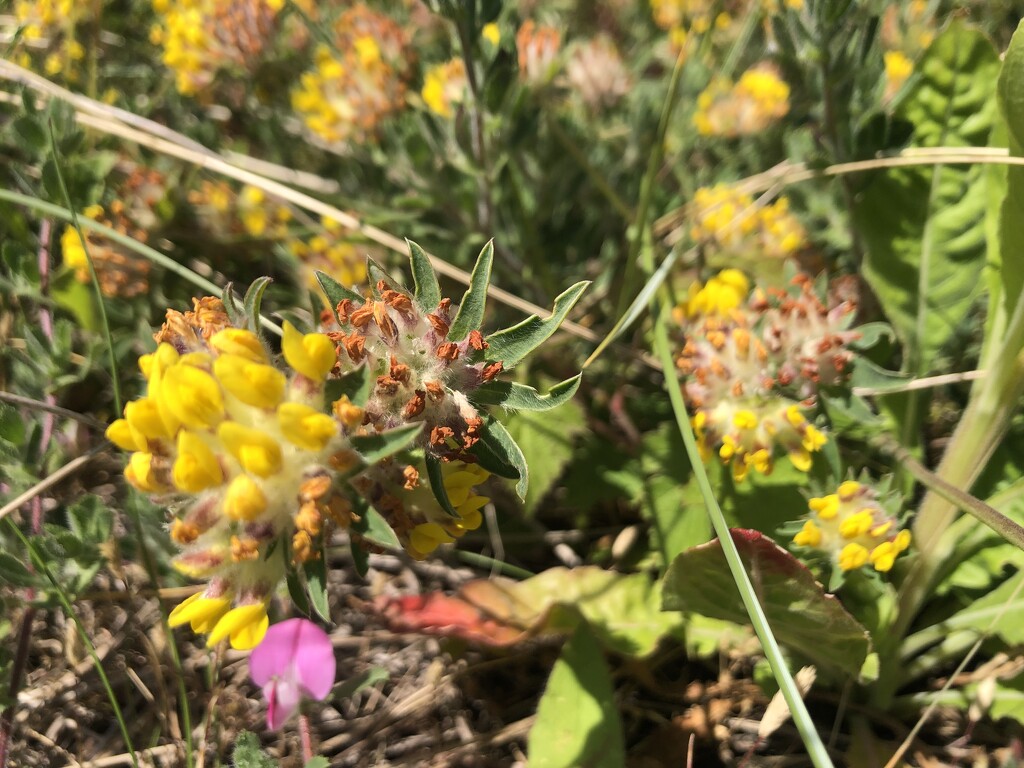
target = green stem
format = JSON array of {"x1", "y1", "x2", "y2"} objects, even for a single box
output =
[
  {"x1": 651, "y1": 309, "x2": 834, "y2": 768},
  {"x1": 48, "y1": 120, "x2": 121, "y2": 415}
]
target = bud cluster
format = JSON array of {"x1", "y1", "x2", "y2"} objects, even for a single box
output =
[
  {"x1": 793, "y1": 481, "x2": 911, "y2": 573},
  {"x1": 677, "y1": 271, "x2": 859, "y2": 480}
]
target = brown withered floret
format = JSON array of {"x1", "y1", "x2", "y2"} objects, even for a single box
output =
[
  {"x1": 349, "y1": 302, "x2": 375, "y2": 329},
  {"x1": 481, "y1": 361, "x2": 504, "y2": 381},
  {"x1": 389, "y1": 355, "x2": 411, "y2": 384},
  {"x1": 468, "y1": 330, "x2": 488, "y2": 351},
  {"x1": 438, "y1": 298, "x2": 452, "y2": 313},
  {"x1": 430, "y1": 425, "x2": 455, "y2": 447},
  {"x1": 170, "y1": 519, "x2": 200, "y2": 545},
  {"x1": 376, "y1": 375, "x2": 402, "y2": 396},
  {"x1": 425, "y1": 380, "x2": 445, "y2": 401},
  {"x1": 341, "y1": 332, "x2": 367, "y2": 363},
  {"x1": 402, "y1": 464, "x2": 420, "y2": 490},
  {"x1": 298, "y1": 475, "x2": 333, "y2": 504},
  {"x1": 402, "y1": 390, "x2": 426, "y2": 419},
  {"x1": 381, "y1": 288, "x2": 414, "y2": 317},
  {"x1": 427, "y1": 313, "x2": 450, "y2": 337},
  {"x1": 333, "y1": 397, "x2": 364, "y2": 429},
  {"x1": 337, "y1": 298, "x2": 356, "y2": 324},
  {"x1": 294, "y1": 501, "x2": 323, "y2": 536},
  {"x1": 292, "y1": 531, "x2": 316, "y2": 564},
  {"x1": 436, "y1": 342, "x2": 460, "y2": 361},
  {"x1": 373, "y1": 301, "x2": 399, "y2": 343}
]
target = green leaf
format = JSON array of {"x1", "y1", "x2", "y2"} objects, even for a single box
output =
[
  {"x1": 503, "y1": 401, "x2": 585, "y2": 507},
  {"x1": 932, "y1": 569, "x2": 1024, "y2": 646},
  {"x1": 424, "y1": 453, "x2": 460, "y2": 518},
  {"x1": 13, "y1": 115, "x2": 47, "y2": 153},
  {"x1": 233, "y1": 732, "x2": 278, "y2": 768},
  {"x1": 473, "y1": 417, "x2": 527, "y2": 496},
  {"x1": 996, "y1": 19, "x2": 1024, "y2": 322},
  {"x1": 0, "y1": 552, "x2": 37, "y2": 588},
  {"x1": 407, "y1": 239, "x2": 441, "y2": 309},
  {"x1": 350, "y1": 423, "x2": 423, "y2": 465},
  {"x1": 303, "y1": 547, "x2": 331, "y2": 622},
  {"x1": 315, "y1": 269, "x2": 363, "y2": 313},
  {"x1": 485, "y1": 281, "x2": 589, "y2": 368},
  {"x1": 856, "y1": 22, "x2": 999, "y2": 375},
  {"x1": 366, "y1": 256, "x2": 406, "y2": 297},
  {"x1": 66, "y1": 495, "x2": 112, "y2": 544},
  {"x1": 304, "y1": 758, "x2": 329, "y2": 768},
  {"x1": 334, "y1": 666, "x2": 389, "y2": 701},
  {"x1": 470, "y1": 374, "x2": 582, "y2": 412},
  {"x1": 222, "y1": 282, "x2": 244, "y2": 328},
  {"x1": 242, "y1": 276, "x2": 273, "y2": 334},
  {"x1": 448, "y1": 240, "x2": 494, "y2": 341},
  {"x1": 662, "y1": 529, "x2": 872, "y2": 678},
  {"x1": 324, "y1": 365, "x2": 372, "y2": 408},
  {"x1": 528, "y1": 623, "x2": 625, "y2": 768},
  {"x1": 350, "y1": 505, "x2": 401, "y2": 550},
  {"x1": 848, "y1": 356, "x2": 913, "y2": 393}
]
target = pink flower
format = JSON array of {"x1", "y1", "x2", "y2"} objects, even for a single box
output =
[{"x1": 249, "y1": 618, "x2": 336, "y2": 730}]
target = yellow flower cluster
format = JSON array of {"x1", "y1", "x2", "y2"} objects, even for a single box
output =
[
  {"x1": 694, "y1": 64, "x2": 790, "y2": 138},
  {"x1": 677, "y1": 271, "x2": 860, "y2": 480},
  {"x1": 291, "y1": 4, "x2": 410, "y2": 146},
  {"x1": 286, "y1": 217, "x2": 368, "y2": 296},
  {"x1": 151, "y1": 0, "x2": 283, "y2": 97},
  {"x1": 12, "y1": 0, "x2": 86, "y2": 79},
  {"x1": 690, "y1": 185, "x2": 806, "y2": 262},
  {"x1": 107, "y1": 300, "x2": 342, "y2": 649},
  {"x1": 422, "y1": 59, "x2": 468, "y2": 119},
  {"x1": 794, "y1": 481, "x2": 911, "y2": 573}
]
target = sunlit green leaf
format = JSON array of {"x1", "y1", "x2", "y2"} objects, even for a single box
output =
[
  {"x1": 470, "y1": 374, "x2": 581, "y2": 412},
  {"x1": 408, "y1": 239, "x2": 441, "y2": 309},
  {"x1": 448, "y1": 240, "x2": 494, "y2": 341},
  {"x1": 485, "y1": 281, "x2": 589, "y2": 368}
]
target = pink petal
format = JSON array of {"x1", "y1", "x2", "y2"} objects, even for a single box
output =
[
  {"x1": 293, "y1": 620, "x2": 336, "y2": 701},
  {"x1": 263, "y1": 679, "x2": 301, "y2": 730}
]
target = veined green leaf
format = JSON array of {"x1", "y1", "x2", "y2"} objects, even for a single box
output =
[
  {"x1": 242, "y1": 276, "x2": 273, "y2": 335},
  {"x1": 408, "y1": 239, "x2": 441, "y2": 309},
  {"x1": 474, "y1": 417, "x2": 528, "y2": 498},
  {"x1": 425, "y1": 453, "x2": 461, "y2": 518},
  {"x1": 350, "y1": 423, "x2": 423, "y2": 464},
  {"x1": 528, "y1": 623, "x2": 625, "y2": 768},
  {"x1": 315, "y1": 269, "x2": 363, "y2": 315},
  {"x1": 486, "y1": 281, "x2": 590, "y2": 368},
  {"x1": 856, "y1": 22, "x2": 999, "y2": 376},
  {"x1": 470, "y1": 374, "x2": 582, "y2": 412},
  {"x1": 448, "y1": 240, "x2": 494, "y2": 341}
]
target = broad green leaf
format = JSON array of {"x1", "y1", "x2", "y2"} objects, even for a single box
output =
[
  {"x1": 470, "y1": 374, "x2": 582, "y2": 412},
  {"x1": 662, "y1": 529, "x2": 872, "y2": 677},
  {"x1": 528, "y1": 623, "x2": 625, "y2": 768},
  {"x1": 242, "y1": 276, "x2": 273, "y2": 334},
  {"x1": 638, "y1": 425, "x2": 712, "y2": 564},
  {"x1": 474, "y1": 416, "x2": 528, "y2": 497},
  {"x1": 424, "y1": 453, "x2": 460, "y2": 518},
  {"x1": 932, "y1": 569, "x2": 1024, "y2": 645},
  {"x1": 351, "y1": 505, "x2": 401, "y2": 550},
  {"x1": 407, "y1": 239, "x2": 441, "y2": 309},
  {"x1": 504, "y1": 399, "x2": 585, "y2": 510},
  {"x1": 315, "y1": 269, "x2": 363, "y2": 312},
  {"x1": 232, "y1": 732, "x2": 278, "y2": 768},
  {"x1": 996, "y1": 19, "x2": 1024, "y2": 321},
  {"x1": 856, "y1": 22, "x2": 999, "y2": 375},
  {"x1": 485, "y1": 281, "x2": 589, "y2": 368},
  {"x1": 448, "y1": 240, "x2": 494, "y2": 341},
  {"x1": 350, "y1": 423, "x2": 423, "y2": 465}
]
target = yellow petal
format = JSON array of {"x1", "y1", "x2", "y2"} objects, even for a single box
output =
[
  {"x1": 223, "y1": 474, "x2": 268, "y2": 521},
  {"x1": 206, "y1": 603, "x2": 269, "y2": 650},
  {"x1": 282, "y1": 321, "x2": 336, "y2": 381},
  {"x1": 213, "y1": 354, "x2": 286, "y2": 409},
  {"x1": 106, "y1": 419, "x2": 142, "y2": 452},
  {"x1": 173, "y1": 431, "x2": 224, "y2": 492},
  {"x1": 169, "y1": 593, "x2": 231, "y2": 633},
  {"x1": 209, "y1": 328, "x2": 268, "y2": 363},
  {"x1": 218, "y1": 422, "x2": 282, "y2": 477},
  {"x1": 160, "y1": 364, "x2": 224, "y2": 429},
  {"x1": 277, "y1": 402, "x2": 338, "y2": 451}
]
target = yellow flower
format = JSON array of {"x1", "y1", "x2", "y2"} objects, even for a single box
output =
[
  {"x1": 206, "y1": 602, "x2": 270, "y2": 650},
  {"x1": 169, "y1": 593, "x2": 231, "y2": 633},
  {"x1": 282, "y1": 321, "x2": 336, "y2": 381},
  {"x1": 277, "y1": 402, "x2": 338, "y2": 451},
  {"x1": 482, "y1": 23, "x2": 500, "y2": 46},
  {"x1": 223, "y1": 474, "x2": 268, "y2": 521},
  {"x1": 173, "y1": 431, "x2": 224, "y2": 492},
  {"x1": 218, "y1": 421, "x2": 283, "y2": 477}
]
